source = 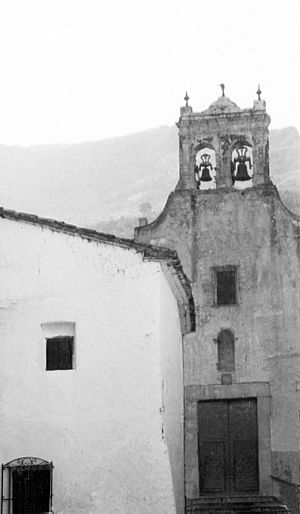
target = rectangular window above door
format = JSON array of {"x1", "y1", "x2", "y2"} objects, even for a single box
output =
[{"x1": 212, "y1": 266, "x2": 238, "y2": 306}]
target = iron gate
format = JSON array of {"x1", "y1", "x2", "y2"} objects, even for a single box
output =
[{"x1": 1, "y1": 457, "x2": 53, "y2": 513}]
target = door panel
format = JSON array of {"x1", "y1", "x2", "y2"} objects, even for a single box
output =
[
  {"x1": 199, "y1": 441, "x2": 226, "y2": 493},
  {"x1": 233, "y1": 440, "x2": 258, "y2": 492},
  {"x1": 198, "y1": 399, "x2": 258, "y2": 495},
  {"x1": 229, "y1": 400, "x2": 258, "y2": 492},
  {"x1": 198, "y1": 400, "x2": 229, "y2": 493}
]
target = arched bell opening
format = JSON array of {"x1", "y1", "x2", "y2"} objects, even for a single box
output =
[
  {"x1": 231, "y1": 143, "x2": 253, "y2": 190},
  {"x1": 194, "y1": 148, "x2": 216, "y2": 190}
]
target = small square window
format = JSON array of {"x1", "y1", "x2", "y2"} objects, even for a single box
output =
[
  {"x1": 46, "y1": 336, "x2": 73, "y2": 370},
  {"x1": 215, "y1": 268, "x2": 237, "y2": 305}
]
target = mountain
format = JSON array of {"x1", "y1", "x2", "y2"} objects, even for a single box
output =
[
  {"x1": 0, "y1": 126, "x2": 178, "y2": 227},
  {"x1": 269, "y1": 127, "x2": 300, "y2": 186},
  {"x1": 0, "y1": 126, "x2": 299, "y2": 236}
]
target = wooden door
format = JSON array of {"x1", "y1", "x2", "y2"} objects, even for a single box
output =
[{"x1": 198, "y1": 398, "x2": 258, "y2": 495}]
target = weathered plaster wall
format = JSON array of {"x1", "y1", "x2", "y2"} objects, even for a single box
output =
[
  {"x1": 135, "y1": 185, "x2": 300, "y2": 484},
  {"x1": 0, "y1": 217, "x2": 184, "y2": 513}
]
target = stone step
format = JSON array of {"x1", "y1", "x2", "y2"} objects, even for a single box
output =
[
  {"x1": 186, "y1": 505, "x2": 289, "y2": 514},
  {"x1": 186, "y1": 495, "x2": 289, "y2": 513},
  {"x1": 186, "y1": 507, "x2": 289, "y2": 514}
]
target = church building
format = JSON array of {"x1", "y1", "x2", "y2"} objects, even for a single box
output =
[
  {"x1": 1, "y1": 86, "x2": 299, "y2": 513},
  {"x1": 135, "y1": 87, "x2": 300, "y2": 513}
]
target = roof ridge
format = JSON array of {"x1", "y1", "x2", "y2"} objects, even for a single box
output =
[{"x1": 0, "y1": 206, "x2": 174, "y2": 254}]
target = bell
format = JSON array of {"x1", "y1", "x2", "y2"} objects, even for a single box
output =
[
  {"x1": 200, "y1": 166, "x2": 212, "y2": 181},
  {"x1": 199, "y1": 153, "x2": 213, "y2": 182},
  {"x1": 235, "y1": 162, "x2": 251, "y2": 181},
  {"x1": 233, "y1": 146, "x2": 252, "y2": 182}
]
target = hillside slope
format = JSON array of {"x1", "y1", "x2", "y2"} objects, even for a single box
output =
[
  {"x1": 0, "y1": 126, "x2": 178, "y2": 226},
  {"x1": 0, "y1": 126, "x2": 299, "y2": 235}
]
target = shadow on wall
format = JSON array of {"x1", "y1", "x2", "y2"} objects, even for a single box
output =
[{"x1": 271, "y1": 475, "x2": 300, "y2": 514}]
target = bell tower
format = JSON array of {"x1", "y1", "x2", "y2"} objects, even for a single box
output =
[
  {"x1": 134, "y1": 87, "x2": 300, "y2": 512},
  {"x1": 177, "y1": 85, "x2": 271, "y2": 190}
]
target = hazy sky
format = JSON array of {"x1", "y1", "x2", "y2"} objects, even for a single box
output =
[{"x1": 0, "y1": 0, "x2": 299, "y2": 145}]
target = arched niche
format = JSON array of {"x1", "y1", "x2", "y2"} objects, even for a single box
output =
[
  {"x1": 194, "y1": 143, "x2": 217, "y2": 190},
  {"x1": 230, "y1": 139, "x2": 253, "y2": 190},
  {"x1": 217, "y1": 329, "x2": 235, "y2": 371}
]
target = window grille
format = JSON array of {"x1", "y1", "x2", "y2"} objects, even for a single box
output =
[{"x1": 1, "y1": 457, "x2": 53, "y2": 514}]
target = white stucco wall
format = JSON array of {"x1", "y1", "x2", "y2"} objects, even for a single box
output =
[
  {"x1": 0, "y1": 217, "x2": 185, "y2": 513},
  {"x1": 159, "y1": 271, "x2": 184, "y2": 514}
]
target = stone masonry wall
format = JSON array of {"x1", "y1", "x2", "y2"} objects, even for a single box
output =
[{"x1": 135, "y1": 184, "x2": 300, "y2": 487}]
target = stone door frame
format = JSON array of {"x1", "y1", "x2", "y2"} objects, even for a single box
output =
[{"x1": 185, "y1": 382, "x2": 272, "y2": 498}]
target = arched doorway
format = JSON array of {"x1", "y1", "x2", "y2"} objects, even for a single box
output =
[{"x1": 1, "y1": 457, "x2": 53, "y2": 513}]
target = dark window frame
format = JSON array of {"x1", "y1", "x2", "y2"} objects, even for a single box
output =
[
  {"x1": 212, "y1": 266, "x2": 238, "y2": 306},
  {"x1": 46, "y1": 335, "x2": 74, "y2": 371}
]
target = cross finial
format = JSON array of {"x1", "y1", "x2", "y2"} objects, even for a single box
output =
[
  {"x1": 220, "y1": 83, "x2": 225, "y2": 97},
  {"x1": 184, "y1": 91, "x2": 189, "y2": 107},
  {"x1": 256, "y1": 84, "x2": 262, "y2": 101}
]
